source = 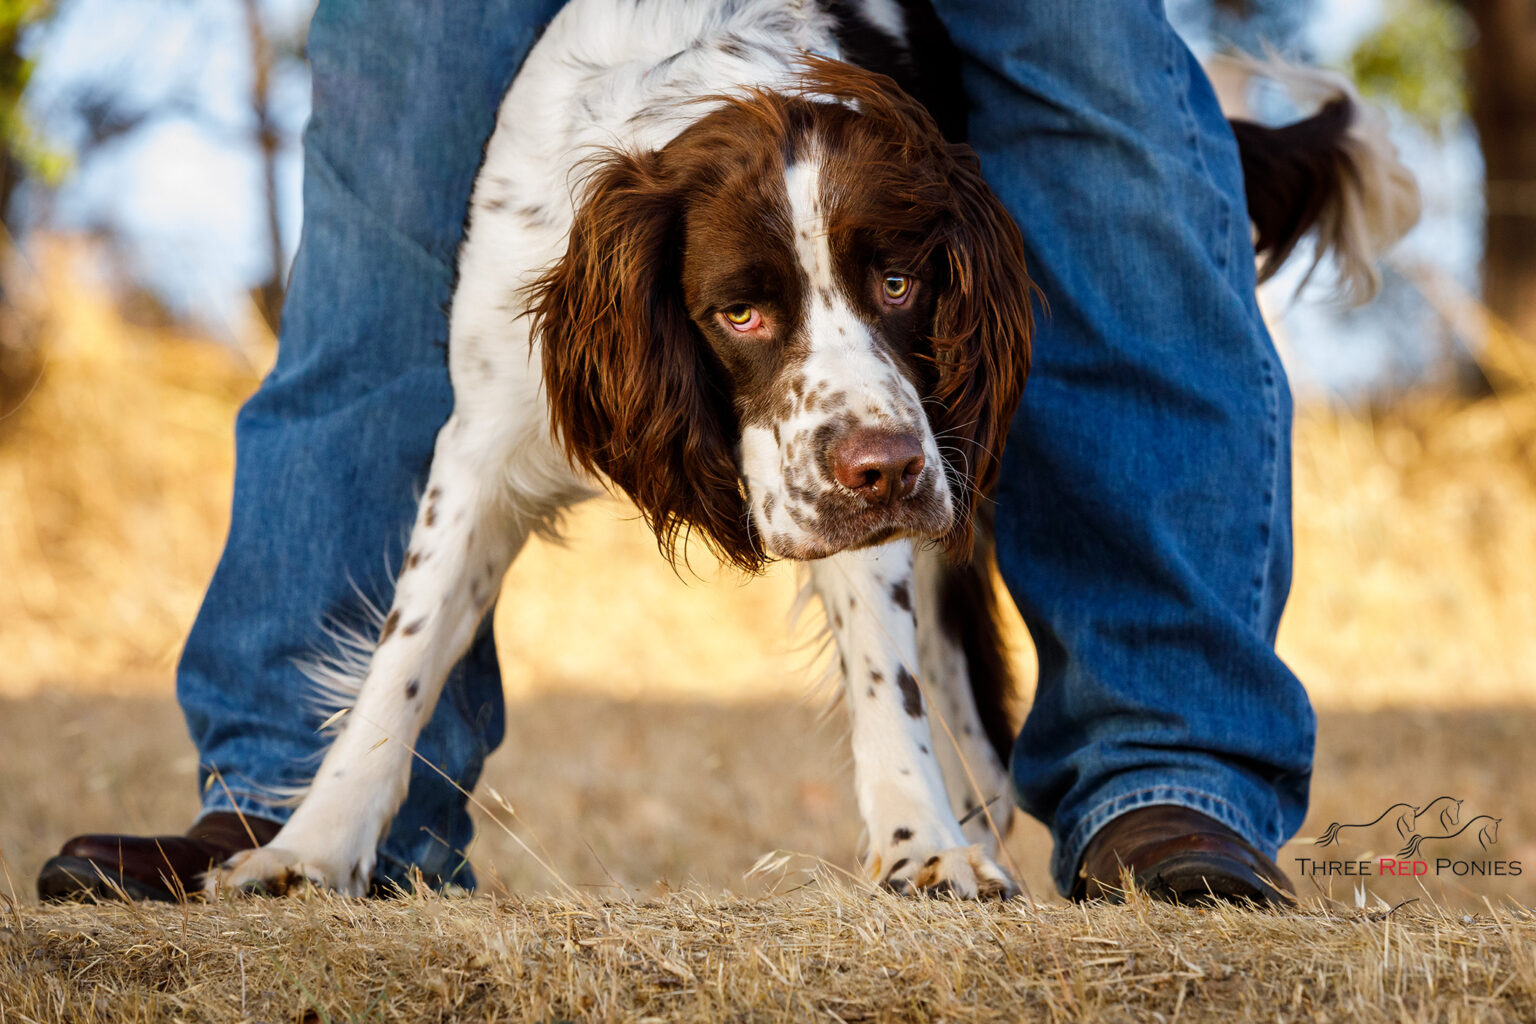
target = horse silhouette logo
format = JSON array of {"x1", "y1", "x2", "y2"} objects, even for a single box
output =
[
  {"x1": 1316, "y1": 795, "x2": 1463, "y2": 848},
  {"x1": 1399, "y1": 816, "x2": 1501, "y2": 860}
]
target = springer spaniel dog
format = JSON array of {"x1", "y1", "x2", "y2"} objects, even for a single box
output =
[{"x1": 209, "y1": 0, "x2": 1417, "y2": 898}]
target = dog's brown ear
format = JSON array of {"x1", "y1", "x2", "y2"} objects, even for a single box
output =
[
  {"x1": 929, "y1": 141, "x2": 1037, "y2": 560},
  {"x1": 529, "y1": 151, "x2": 763, "y2": 572}
]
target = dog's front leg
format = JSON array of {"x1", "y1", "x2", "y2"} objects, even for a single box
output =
[
  {"x1": 206, "y1": 413, "x2": 533, "y2": 897},
  {"x1": 810, "y1": 542, "x2": 1018, "y2": 899}
]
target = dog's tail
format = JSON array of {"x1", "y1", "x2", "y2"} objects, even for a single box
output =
[{"x1": 1214, "y1": 55, "x2": 1421, "y2": 304}]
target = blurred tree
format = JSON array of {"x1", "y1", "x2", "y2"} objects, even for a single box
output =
[
  {"x1": 1348, "y1": 0, "x2": 1471, "y2": 131},
  {"x1": 239, "y1": 0, "x2": 283, "y2": 333},
  {"x1": 1463, "y1": 0, "x2": 1536, "y2": 354},
  {"x1": 0, "y1": 0, "x2": 64, "y2": 424},
  {"x1": 1352, "y1": 0, "x2": 1536, "y2": 357},
  {"x1": 0, "y1": 0, "x2": 65, "y2": 236},
  {"x1": 31, "y1": 0, "x2": 303, "y2": 333}
]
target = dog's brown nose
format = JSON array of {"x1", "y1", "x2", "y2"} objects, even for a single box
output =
[{"x1": 832, "y1": 429, "x2": 925, "y2": 505}]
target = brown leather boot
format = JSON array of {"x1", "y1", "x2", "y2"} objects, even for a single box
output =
[
  {"x1": 1072, "y1": 805, "x2": 1296, "y2": 907},
  {"x1": 37, "y1": 812, "x2": 283, "y2": 902}
]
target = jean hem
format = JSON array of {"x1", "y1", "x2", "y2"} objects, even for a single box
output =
[{"x1": 198, "y1": 788, "x2": 295, "y2": 828}]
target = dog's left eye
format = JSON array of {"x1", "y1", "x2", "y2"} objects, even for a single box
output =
[{"x1": 881, "y1": 274, "x2": 912, "y2": 305}]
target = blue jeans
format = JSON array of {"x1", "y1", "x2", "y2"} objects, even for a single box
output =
[{"x1": 180, "y1": 0, "x2": 1314, "y2": 896}]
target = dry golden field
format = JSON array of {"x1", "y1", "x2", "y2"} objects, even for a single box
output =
[{"x1": 2, "y1": 243, "x2": 1535, "y2": 1021}]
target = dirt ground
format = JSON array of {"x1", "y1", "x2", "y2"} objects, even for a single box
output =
[
  {"x1": 4, "y1": 690, "x2": 1533, "y2": 910},
  {"x1": 3, "y1": 691, "x2": 1536, "y2": 1022}
]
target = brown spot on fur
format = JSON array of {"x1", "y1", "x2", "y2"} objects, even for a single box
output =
[
  {"x1": 380, "y1": 610, "x2": 400, "y2": 643},
  {"x1": 405, "y1": 679, "x2": 419, "y2": 699},
  {"x1": 893, "y1": 827, "x2": 912, "y2": 842},
  {"x1": 890, "y1": 579, "x2": 912, "y2": 611},
  {"x1": 402, "y1": 618, "x2": 426, "y2": 637},
  {"x1": 896, "y1": 666, "x2": 923, "y2": 718}
]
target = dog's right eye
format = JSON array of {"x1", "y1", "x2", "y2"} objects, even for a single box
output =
[{"x1": 721, "y1": 305, "x2": 762, "y2": 332}]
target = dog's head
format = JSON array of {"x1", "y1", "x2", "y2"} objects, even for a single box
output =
[{"x1": 532, "y1": 60, "x2": 1035, "y2": 570}]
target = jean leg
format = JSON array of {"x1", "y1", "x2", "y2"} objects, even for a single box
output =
[
  {"x1": 931, "y1": 0, "x2": 1315, "y2": 894},
  {"x1": 177, "y1": 0, "x2": 567, "y2": 889}
]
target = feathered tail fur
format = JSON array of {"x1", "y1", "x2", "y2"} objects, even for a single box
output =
[{"x1": 1214, "y1": 54, "x2": 1422, "y2": 304}]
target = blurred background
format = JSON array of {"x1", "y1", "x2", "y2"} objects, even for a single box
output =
[{"x1": 0, "y1": 0, "x2": 1532, "y2": 908}]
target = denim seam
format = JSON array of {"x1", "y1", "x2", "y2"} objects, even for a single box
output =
[
  {"x1": 1161, "y1": 20, "x2": 1232, "y2": 278},
  {"x1": 1250, "y1": 350, "x2": 1281, "y2": 630},
  {"x1": 1158, "y1": 21, "x2": 1280, "y2": 633},
  {"x1": 1056, "y1": 783, "x2": 1265, "y2": 890}
]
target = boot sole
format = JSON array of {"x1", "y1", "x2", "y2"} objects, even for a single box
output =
[{"x1": 36, "y1": 855, "x2": 185, "y2": 903}]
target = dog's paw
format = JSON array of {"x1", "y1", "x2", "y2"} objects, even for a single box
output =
[
  {"x1": 204, "y1": 845, "x2": 371, "y2": 898},
  {"x1": 867, "y1": 843, "x2": 1018, "y2": 900}
]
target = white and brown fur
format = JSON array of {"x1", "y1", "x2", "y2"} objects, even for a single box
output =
[{"x1": 208, "y1": 0, "x2": 1417, "y2": 899}]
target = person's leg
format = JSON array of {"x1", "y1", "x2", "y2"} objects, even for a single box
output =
[
  {"x1": 931, "y1": 0, "x2": 1315, "y2": 895},
  {"x1": 178, "y1": 0, "x2": 566, "y2": 890}
]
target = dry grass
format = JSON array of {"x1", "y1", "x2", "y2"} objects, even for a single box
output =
[
  {"x1": 1286, "y1": 395, "x2": 1536, "y2": 707},
  {"x1": 0, "y1": 241, "x2": 274, "y2": 694},
  {"x1": 4, "y1": 883, "x2": 1535, "y2": 1023},
  {"x1": 4, "y1": 240, "x2": 1536, "y2": 1020}
]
